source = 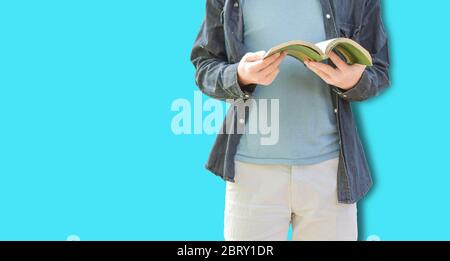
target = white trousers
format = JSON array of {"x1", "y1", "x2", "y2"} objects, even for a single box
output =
[{"x1": 224, "y1": 158, "x2": 358, "y2": 241}]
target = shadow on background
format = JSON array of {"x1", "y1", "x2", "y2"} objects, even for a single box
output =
[{"x1": 354, "y1": 2, "x2": 393, "y2": 241}]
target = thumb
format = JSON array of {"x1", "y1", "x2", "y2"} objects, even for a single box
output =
[{"x1": 245, "y1": 51, "x2": 266, "y2": 62}]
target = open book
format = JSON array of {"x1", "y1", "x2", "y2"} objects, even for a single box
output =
[{"x1": 264, "y1": 38, "x2": 373, "y2": 66}]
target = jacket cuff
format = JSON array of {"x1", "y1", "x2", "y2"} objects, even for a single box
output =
[
  {"x1": 223, "y1": 63, "x2": 253, "y2": 100},
  {"x1": 332, "y1": 70, "x2": 371, "y2": 101}
]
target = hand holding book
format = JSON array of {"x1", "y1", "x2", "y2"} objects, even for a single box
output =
[
  {"x1": 305, "y1": 52, "x2": 367, "y2": 90},
  {"x1": 238, "y1": 38, "x2": 370, "y2": 90},
  {"x1": 263, "y1": 37, "x2": 370, "y2": 90},
  {"x1": 237, "y1": 51, "x2": 288, "y2": 87}
]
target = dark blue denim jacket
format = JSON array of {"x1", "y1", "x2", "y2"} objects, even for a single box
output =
[{"x1": 190, "y1": 0, "x2": 390, "y2": 203}]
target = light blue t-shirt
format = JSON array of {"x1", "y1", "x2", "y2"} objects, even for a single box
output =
[{"x1": 235, "y1": 0, "x2": 340, "y2": 165}]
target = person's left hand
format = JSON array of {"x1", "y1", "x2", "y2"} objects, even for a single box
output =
[{"x1": 304, "y1": 52, "x2": 366, "y2": 90}]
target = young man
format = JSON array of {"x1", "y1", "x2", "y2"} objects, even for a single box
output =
[{"x1": 191, "y1": 0, "x2": 390, "y2": 241}]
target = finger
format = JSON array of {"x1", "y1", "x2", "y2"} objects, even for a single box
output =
[
  {"x1": 350, "y1": 63, "x2": 367, "y2": 72},
  {"x1": 305, "y1": 61, "x2": 336, "y2": 76},
  {"x1": 305, "y1": 62, "x2": 334, "y2": 84},
  {"x1": 247, "y1": 52, "x2": 280, "y2": 72},
  {"x1": 245, "y1": 51, "x2": 267, "y2": 62},
  {"x1": 259, "y1": 52, "x2": 287, "y2": 76},
  {"x1": 259, "y1": 52, "x2": 281, "y2": 67},
  {"x1": 329, "y1": 51, "x2": 348, "y2": 70},
  {"x1": 260, "y1": 68, "x2": 280, "y2": 86}
]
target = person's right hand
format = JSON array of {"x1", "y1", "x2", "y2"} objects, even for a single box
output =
[{"x1": 237, "y1": 51, "x2": 287, "y2": 86}]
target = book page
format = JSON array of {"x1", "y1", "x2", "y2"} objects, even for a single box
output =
[
  {"x1": 314, "y1": 38, "x2": 373, "y2": 66},
  {"x1": 315, "y1": 39, "x2": 337, "y2": 55},
  {"x1": 264, "y1": 41, "x2": 325, "y2": 62}
]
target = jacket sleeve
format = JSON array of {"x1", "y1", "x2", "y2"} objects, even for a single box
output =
[
  {"x1": 333, "y1": 0, "x2": 391, "y2": 102},
  {"x1": 190, "y1": 0, "x2": 252, "y2": 101}
]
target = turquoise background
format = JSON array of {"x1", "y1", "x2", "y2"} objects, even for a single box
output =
[{"x1": 0, "y1": 1, "x2": 449, "y2": 240}]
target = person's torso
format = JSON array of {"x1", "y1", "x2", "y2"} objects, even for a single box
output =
[{"x1": 235, "y1": 0, "x2": 340, "y2": 165}]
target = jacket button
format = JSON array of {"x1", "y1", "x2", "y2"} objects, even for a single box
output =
[
  {"x1": 334, "y1": 108, "x2": 338, "y2": 113},
  {"x1": 326, "y1": 14, "x2": 331, "y2": 19},
  {"x1": 239, "y1": 119, "x2": 245, "y2": 124},
  {"x1": 234, "y1": 2, "x2": 239, "y2": 8}
]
